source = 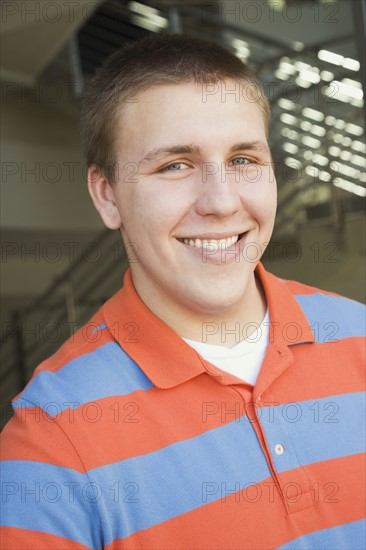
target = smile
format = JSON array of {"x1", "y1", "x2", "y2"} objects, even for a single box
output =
[{"x1": 177, "y1": 233, "x2": 246, "y2": 249}]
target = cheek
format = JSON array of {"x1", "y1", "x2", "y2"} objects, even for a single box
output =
[
  {"x1": 243, "y1": 182, "x2": 276, "y2": 210},
  {"x1": 140, "y1": 183, "x2": 191, "y2": 225},
  {"x1": 241, "y1": 184, "x2": 277, "y2": 227},
  {"x1": 120, "y1": 190, "x2": 178, "y2": 240}
]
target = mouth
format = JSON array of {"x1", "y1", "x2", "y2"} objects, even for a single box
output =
[{"x1": 176, "y1": 232, "x2": 247, "y2": 250}]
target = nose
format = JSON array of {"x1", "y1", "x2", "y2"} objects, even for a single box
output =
[{"x1": 194, "y1": 162, "x2": 242, "y2": 218}]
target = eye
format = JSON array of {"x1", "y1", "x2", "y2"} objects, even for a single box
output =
[
  {"x1": 158, "y1": 162, "x2": 190, "y2": 172},
  {"x1": 229, "y1": 157, "x2": 253, "y2": 166}
]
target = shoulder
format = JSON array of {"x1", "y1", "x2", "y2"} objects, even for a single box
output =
[
  {"x1": 278, "y1": 273, "x2": 364, "y2": 308},
  {"x1": 273, "y1": 273, "x2": 365, "y2": 339},
  {"x1": 12, "y1": 305, "x2": 151, "y2": 415}
]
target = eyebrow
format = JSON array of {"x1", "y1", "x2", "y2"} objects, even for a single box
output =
[
  {"x1": 137, "y1": 140, "x2": 270, "y2": 166},
  {"x1": 138, "y1": 144, "x2": 201, "y2": 166},
  {"x1": 229, "y1": 141, "x2": 271, "y2": 154}
]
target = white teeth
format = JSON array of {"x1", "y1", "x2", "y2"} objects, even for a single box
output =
[{"x1": 181, "y1": 235, "x2": 240, "y2": 249}]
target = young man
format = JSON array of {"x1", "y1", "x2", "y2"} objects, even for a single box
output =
[{"x1": 1, "y1": 34, "x2": 365, "y2": 549}]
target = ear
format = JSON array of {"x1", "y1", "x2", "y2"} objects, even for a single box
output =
[{"x1": 87, "y1": 165, "x2": 122, "y2": 230}]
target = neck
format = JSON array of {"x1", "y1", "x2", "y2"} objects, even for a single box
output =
[
  {"x1": 181, "y1": 274, "x2": 267, "y2": 348},
  {"x1": 132, "y1": 270, "x2": 268, "y2": 348}
]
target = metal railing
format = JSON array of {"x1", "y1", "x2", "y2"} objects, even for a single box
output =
[{"x1": 0, "y1": 230, "x2": 129, "y2": 427}]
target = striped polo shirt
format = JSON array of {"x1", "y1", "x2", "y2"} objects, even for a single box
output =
[{"x1": 1, "y1": 262, "x2": 365, "y2": 549}]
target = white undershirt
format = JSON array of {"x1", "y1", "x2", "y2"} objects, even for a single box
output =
[{"x1": 183, "y1": 309, "x2": 270, "y2": 386}]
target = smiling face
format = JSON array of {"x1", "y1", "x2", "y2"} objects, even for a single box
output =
[{"x1": 91, "y1": 80, "x2": 277, "y2": 336}]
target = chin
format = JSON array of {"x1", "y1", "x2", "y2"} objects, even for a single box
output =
[{"x1": 183, "y1": 284, "x2": 248, "y2": 316}]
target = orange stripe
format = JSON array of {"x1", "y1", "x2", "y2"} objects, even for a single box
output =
[
  {"x1": 108, "y1": 453, "x2": 365, "y2": 550},
  {"x1": 56, "y1": 378, "x2": 245, "y2": 469},
  {"x1": 0, "y1": 527, "x2": 91, "y2": 550},
  {"x1": 3, "y1": 377, "x2": 246, "y2": 468},
  {"x1": 265, "y1": 337, "x2": 365, "y2": 403},
  {"x1": 1, "y1": 408, "x2": 84, "y2": 471},
  {"x1": 5, "y1": 342, "x2": 364, "y2": 470}
]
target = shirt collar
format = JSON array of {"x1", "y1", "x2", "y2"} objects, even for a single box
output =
[
  {"x1": 102, "y1": 263, "x2": 314, "y2": 389},
  {"x1": 255, "y1": 262, "x2": 315, "y2": 347},
  {"x1": 102, "y1": 269, "x2": 206, "y2": 388}
]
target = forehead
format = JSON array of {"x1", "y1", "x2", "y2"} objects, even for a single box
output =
[
  {"x1": 119, "y1": 79, "x2": 265, "y2": 124},
  {"x1": 116, "y1": 80, "x2": 267, "y2": 159}
]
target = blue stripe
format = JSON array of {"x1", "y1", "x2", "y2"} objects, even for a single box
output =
[
  {"x1": 261, "y1": 392, "x2": 365, "y2": 473},
  {"x1": 278, "y1": 519, "x2": 366, "y2": 549},
  {"x1": 1, "y1": 460, "x2": 102, "y2": 548},
  {"x1": 88, "y1": 418, "x2": 271, "y2": 543},
  {"x1": 13, "y1": 342, "x2": 153, "y2": 415},
  {"x1": 295, "y1": 293, "x2": 366, "y2": 341}
]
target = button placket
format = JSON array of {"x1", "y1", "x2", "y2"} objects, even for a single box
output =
[{"x1": 258, "y1": 402, "x2": 313, "y2": 513}]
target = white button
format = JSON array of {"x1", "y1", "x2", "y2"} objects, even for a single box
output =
[
  {"x1": 275, "y1": 444, "x2": 285, "y2": 455},
  {"x1": 257, "y1": 396, "x2": 261, "y2": 402}
]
